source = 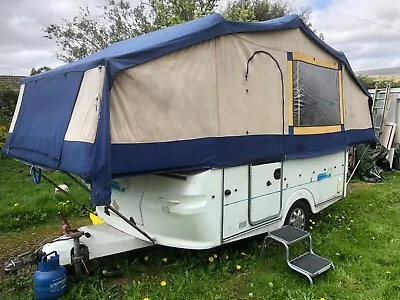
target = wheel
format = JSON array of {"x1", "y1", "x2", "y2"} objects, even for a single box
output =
[{"x1": 284, "y1": 201, "x2": 310, "y2": 230}]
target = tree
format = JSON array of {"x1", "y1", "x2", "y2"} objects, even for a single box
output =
[
  {"x1": 30, "y1": 66, "x2": 51, "y2": 76},
  {"x1": 44, "y1": 0, "x2": 314, "y2": 62},
  {"x1": 223, "y1": 0, "x2": 313, "y2": 29},
  {"x1": 357, "y1": 75, "x2": 400, "y2": 89},
  {"x1": 44, "y1": 0, "x2": 218, "y2": 62},
  {"x1": 149, "y1": 0, "x2": 219, "y2": 28}
]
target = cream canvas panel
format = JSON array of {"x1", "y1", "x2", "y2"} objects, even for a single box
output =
[
  {"x1": 64, "y1": 67, "x2": 105, "y2": 143},
  {"x1": 233, "y1": 29, "x2": 340, "y2": 131},
  {"x1": 235, "y1": 29, "x2": 338, "y2": 64},
  {"x1": 342, "y1": 68, "x2": 371, "y2": 130},
  {"x1": 9, "y1": 84, "x2": 25, "y2": 133},
  {"x1": 111, "y1": 40, "x2": 218, "y2": 144},
  {"x1": 216, "y1": 35, "x2": 286, "y2": 136}
]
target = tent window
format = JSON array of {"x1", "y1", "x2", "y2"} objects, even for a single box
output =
[{"x1": 292, "y1": 61, "x2": 340, "y2": 127}]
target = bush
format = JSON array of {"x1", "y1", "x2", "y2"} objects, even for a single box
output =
[
  {"x1": 357, "y1": 75, "x2": 400, "y2": 89},
  {"x1": 0, "y1": 83, "x2": 18, "y2": 128},
  {"x1": 0, "y1": 125, "x2": 7, "y2": 150}
]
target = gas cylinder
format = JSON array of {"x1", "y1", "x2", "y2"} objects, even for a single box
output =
[{"x1": 33, "y1": 251, "x2": 67, "y2": 300}]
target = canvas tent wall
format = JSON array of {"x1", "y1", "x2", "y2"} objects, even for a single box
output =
[{"x1": 3, "y1": 14, "x2": 375, "y2": 206}]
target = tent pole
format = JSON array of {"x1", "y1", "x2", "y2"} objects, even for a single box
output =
[{"x1": 346, "y1": 144, "x2": 370, "y2": 184}]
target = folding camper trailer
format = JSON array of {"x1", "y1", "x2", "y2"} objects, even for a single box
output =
[{"x1": 3, "y1": 14, "x2": 375, "y2": 267}]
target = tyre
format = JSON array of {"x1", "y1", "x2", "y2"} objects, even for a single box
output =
[{"x1": 284, "y1": 201, "x2": 310, "y2": 230}]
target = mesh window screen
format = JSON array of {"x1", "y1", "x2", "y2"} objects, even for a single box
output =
[{"x1": 293, "y1": 61, "x2": 340, "y2": 127}]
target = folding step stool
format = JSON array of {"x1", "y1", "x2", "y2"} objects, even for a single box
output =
[{"x1": 260, "y1": 225, "x2": 334, "y2": 285}]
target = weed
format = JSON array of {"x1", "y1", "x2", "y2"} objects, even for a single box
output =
[
  {"x1": 0, "y1": 156, "x2": 89, "y2": 232},
  {"x1": 1, "y1": 157, "x2": 400, "y2": 299}
]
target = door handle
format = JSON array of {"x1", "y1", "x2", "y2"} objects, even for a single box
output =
[
  {"x1": 224, "y1": 189, "x2": 232, "y2": 196},
  {"x1": 266, "y1": 180, "x2": 272, "y2": 186}
]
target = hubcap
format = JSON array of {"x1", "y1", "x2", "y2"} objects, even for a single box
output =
[{"x1": 289, "y1": 208, "x2": 306, "y2": 229}]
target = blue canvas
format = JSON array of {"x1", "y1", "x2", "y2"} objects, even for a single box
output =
[{"x1": 3, "y1": 14, "x2": 375, "y2": 206}]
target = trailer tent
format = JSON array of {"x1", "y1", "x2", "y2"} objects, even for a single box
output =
[{"x1": 3, "y1": 14, "x2": 375, "y2": 206}]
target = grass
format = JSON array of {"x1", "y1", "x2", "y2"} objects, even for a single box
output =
[
  {"x1": 1, "y1": 156, "x2": 400, "y2": 299},
  {"x1": 0, "y1": 156, "x2": 90, "y2": 232}
]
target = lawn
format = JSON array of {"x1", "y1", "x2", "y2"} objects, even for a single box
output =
[
  {"x1": 1, "y1": 155, "x2": 400, "y2": 299},
  {"x1": 0, "y1": 156, "x2": 90, "y2": 232}
]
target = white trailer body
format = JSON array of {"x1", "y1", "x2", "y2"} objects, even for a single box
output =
[
  {"x1": 5, "y1": 14, "x2": 373, "y2": 267},
  {"x1": 44, "y1": 150, "x2": 347, "y2": 265},
  {"x1": 99, "y1": 150, "x2": 347, "y2": 248}
]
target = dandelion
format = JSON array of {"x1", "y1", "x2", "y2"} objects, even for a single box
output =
[
  {"x1": 320, "y1": 298, "x2": 326, "y2": 300},
  {"x1": 268, "y1": 282, "x2": 273, "y2": 287},
  {"x1": 213, "y1": 254, "x2": 218, "y2": 258},
  {"x1": 248, "y1": 292, "x2": 253, "y2": 297},
  {"x1": 225, "y1": 255, "x2": 229, "y2": 260},
  {"x1": 144, "y1": 298, "x2": 150, "y2": 300},
  {"x1": 162, "y1": 257, "x2": 168, "y2": 263},
  {"x1": 236, "y1": 265, "x2": 241, "y2": 270},
  {"x1": 144, "y1": 256, "x2": 149, "y2": 261},
  {"x1": 312, "y1": 221, "x2": 316, "y2": 225},
  {"x1": 386, "y1": 271, "x2": 391, "y2": 274},
  {"x1": 160, "y1": 280, "x2": 167, "y2": 287},
  {"x1": 309, "y1": 226, "x2": 313, "y2": 230},
  {"x1": 14, "y1": 203, "x2": 19, "y2": 207},
  {"x1": 309, "y1": 219, "x2": 313, "y2": 223},
  {"x1": 208, "y1": 256, "x2": 214, "y2": 263}
]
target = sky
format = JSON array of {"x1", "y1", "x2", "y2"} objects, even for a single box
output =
[{"x1": 1, "y1": 0, "x2": 399, "y2": 76}]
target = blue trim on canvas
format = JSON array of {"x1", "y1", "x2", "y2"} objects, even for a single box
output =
[
  {"x1": 4, "y1": 13, "x2": 375, "y2": 206},
  {"x1": 6, "y1": 72, "x2": 83, "y2": 161},
  {"x1": 3, "y1": 128, "x2": 375, "y2": 206},
  {"x1": 20, "y1": 13, "x2": 369, "y2": 97}
]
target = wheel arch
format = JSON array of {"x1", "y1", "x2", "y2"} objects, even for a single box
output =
[{"x1": 282, "y1": 188, "x2": 316, "y2": 226}]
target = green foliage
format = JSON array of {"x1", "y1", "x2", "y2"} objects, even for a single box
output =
[
  {"x1": 223, "y1": 0, "x2": 311, "y2": 24},
  {"x1": 44, "y1": 0, "x2": 314, "y2": 62},
  {"x1": 357, "y1": 75, "x2": 400, "y2": 89},
  {"x1": 44, "y1": 0, "x2": 159, "y2": 62},
  {"x1": 30, "y1": 66, "x2": 51, "y2": 76},
  {"x1": 0, "y1": 125, "x2": 7, "y2": 149},
  {"x1": 0, "y1": 83, "x2": 19, "y2": 128},
  {"x1": 2, "y1": 171, "x2": 400, "y2": 299},
  {"x1": 150, "y1": 0, "x2": 219, "y2": 28},
  {"x1": 0, "y1": 157, "x2": 90, "y2": 232}
]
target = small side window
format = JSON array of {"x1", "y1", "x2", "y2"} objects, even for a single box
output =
[{"x1": 292, "y1": 61, "x2": 340, "y2": 127}]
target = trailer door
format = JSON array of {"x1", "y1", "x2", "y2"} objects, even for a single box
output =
[
  {"x1": 249, "y1": 162, "x2": 282, "y2": 224},
  {"x1": 223, "y1": 166, "x2": 249, "y2": 239}
]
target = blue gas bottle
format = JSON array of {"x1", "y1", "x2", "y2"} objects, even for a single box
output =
[{"x1": 33, "y1": 251, "x2": 67, "y2": 300}]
